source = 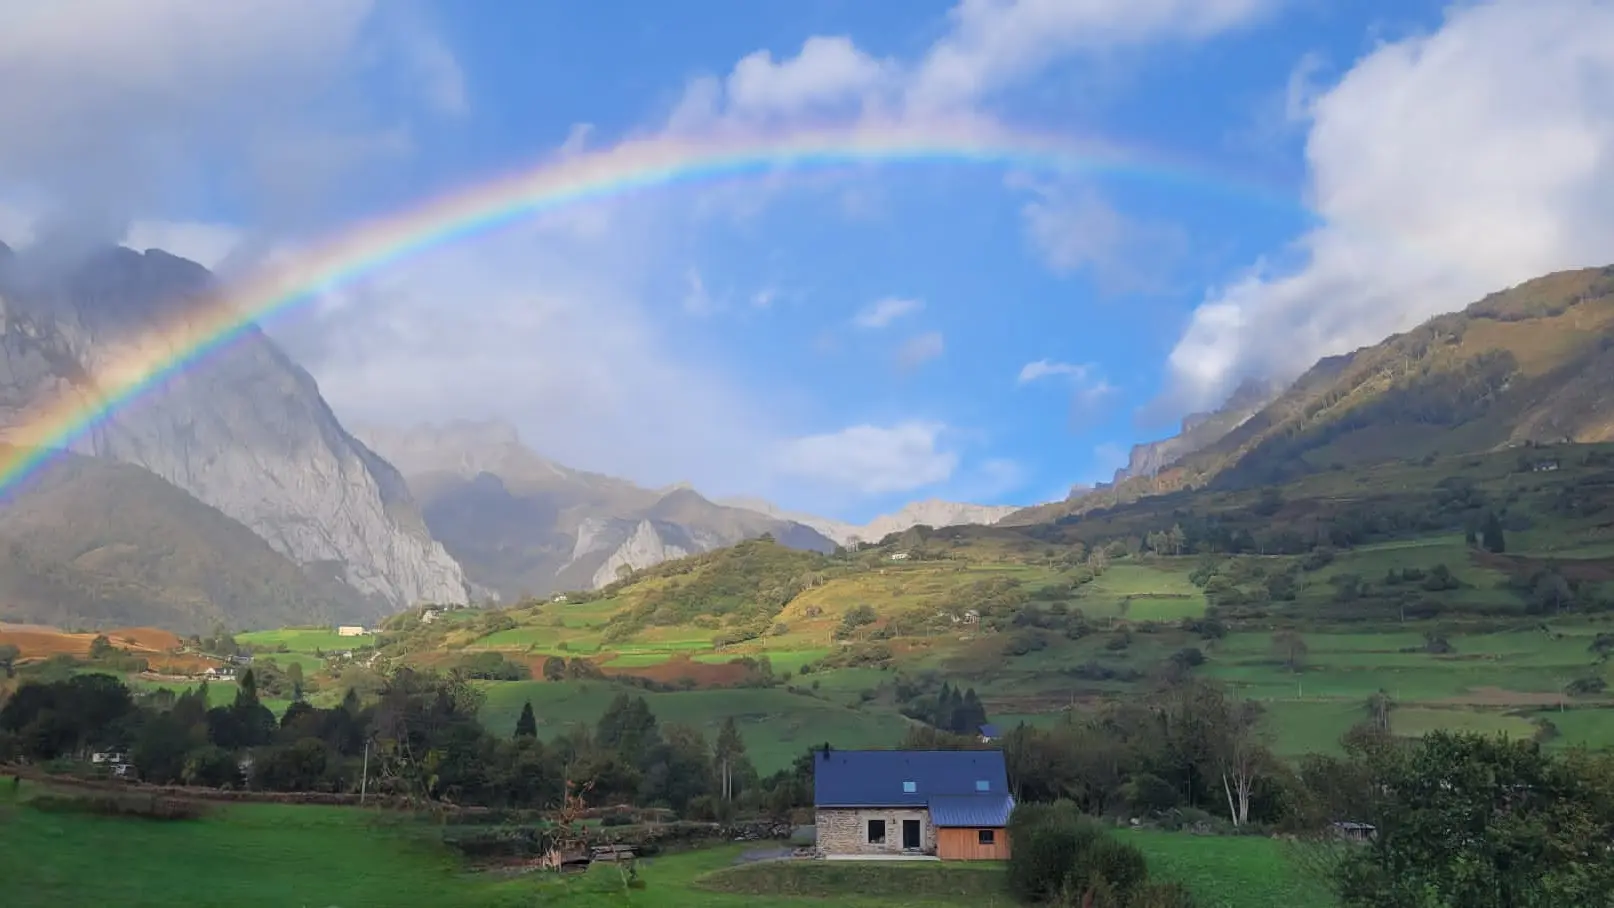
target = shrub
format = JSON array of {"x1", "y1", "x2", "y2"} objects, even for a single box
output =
[
  {"x1": 1121, "y1": 773, "x2": 1180, "y2": 814},
  {"x1": 1007, "y1": 802, "x2": 1105, "y2": 902},
  {"x1": 1073, "y1": 836, "x2": 1149, "y2": 899},
  {"x1": 1008, "y1": 802, "x2": 1150, "y2": 904}
]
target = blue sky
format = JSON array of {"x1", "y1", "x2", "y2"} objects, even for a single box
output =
[{"x1": 5, "y1": 0, "x2": 1614, "y2": 522}]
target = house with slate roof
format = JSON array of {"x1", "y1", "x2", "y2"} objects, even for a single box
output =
[{"x1": 812, "y1": 748, "x2": 1014, "y2": 860}]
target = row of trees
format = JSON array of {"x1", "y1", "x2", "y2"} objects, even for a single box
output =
[{"x1": 0, "y1": 668, "x2": 776, "y2": 818}]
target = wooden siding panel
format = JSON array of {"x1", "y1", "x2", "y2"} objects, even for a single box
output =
[{"x1": 936, "y1": 827, "x2": 1010, "y2": 861}]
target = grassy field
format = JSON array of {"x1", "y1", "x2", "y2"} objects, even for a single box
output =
[
  {"x1": 237, "y1": 627, "x2": 376, "y2": 652},
  {"x1": 0, "y1": 784, "x2": 1335, "y2": 908},
  {"x1": 0, "y1": 790, "x2": 531, "y2": 908}
]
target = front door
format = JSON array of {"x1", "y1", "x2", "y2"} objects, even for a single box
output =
[{"x1": 902, "y1": 819, "x2": 922, "y2": 850}]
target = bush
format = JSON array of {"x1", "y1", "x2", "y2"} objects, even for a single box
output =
[
  {"x1": 1008, "y1": 802, "x2": 1105, "y2": 902},
  {"x1": 1121, "y1": 773, "x2": 1180, "y2": 814},
  {"x1": 1008, "y1": 801, "x2": 1151, "y2": 904}
]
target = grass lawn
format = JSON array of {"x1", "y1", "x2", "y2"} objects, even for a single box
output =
[
  {"x1": 1079, "y1": 564, "x2": 1208, "y2": 620},
  {"x1": 0, "y1": 792, "x2": 531, "y2": 908},
  {"x1": 237, "y1": 628, "x2": 375, "y2": 652},
  {"x1": 1129, "y1": 829, "x2": 1335, "y2": 908}
]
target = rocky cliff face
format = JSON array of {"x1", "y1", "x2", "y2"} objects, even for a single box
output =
[
  {"x1": 0, "y1": 242, "x2": 468, "y2": 610},
  {"x1": 1111, "y1": 377, "x2": 1284, "y2": 482},
  {"x1": 355, "y1": 420, "x2": 836, "y2": 599}
]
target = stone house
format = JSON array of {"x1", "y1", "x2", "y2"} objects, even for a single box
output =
[{"x1": 812, "y1": 748, "x2": 1014, "y2": 861}]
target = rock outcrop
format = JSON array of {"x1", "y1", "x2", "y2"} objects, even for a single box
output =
[
  {"x1": 0, "y1": 243, "x2": 468, "y2": 611},
  {"x1": 355, "y1": 420, "x2": 837, "y2": 599}
]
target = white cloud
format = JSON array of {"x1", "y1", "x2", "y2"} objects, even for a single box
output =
[
  {"x1": 1015, "y1": 178, "x2": 1187, "y2": 292},
  {"x1": 853, "y1": 296, "x2": 924, "y2": 329},
  {"x1": 390, "y1": 13, "x2": 470, "y2": 117},
  {"x1": 1167, "y1": 0, "x2": 1614, "y2": 410},
  {"x1": 122, "y1": 220, "x2": 243, "y2": 271},
  {"x1": 726, "y1": 36, "x2": 897, "y2": 120},
  {"x1": 907, "y1": 0, "x2": 1280, "y2": 112},
  {"x1": 896, "y1": 331, "x2": 946, "y2": 370},
  {"x1": 775, "y1": 421, "x2": 959, "y2": 495},
  {"x1": 1018, "y1": 359, "x2": 1116, "y2": 427},
  {"x1": 0, "y1": 0, "x2": 463, "y2": 225},
  {"x1": 272, "y1": 212, "x2": 786, "y2": 497},
  {"x1": 1018, "y1": 359, "x2": 1093, "y2": 384},
  {"x1": 674, "y1": 0, "x2": 1276, "y2": 127}
]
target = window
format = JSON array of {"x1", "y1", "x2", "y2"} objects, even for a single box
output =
[
  {"x1": 902, "y1": 781, "x2": 916, "y2": 793},
  {"x1": 867, "y1": 819, "x2": 886, "y2": 844},
  {"x1": 978, "y1": 829, "x2": 996, "y2": 846},
  {"x1": 975, "y1": 780, "x2": 990, "y2": 791}
]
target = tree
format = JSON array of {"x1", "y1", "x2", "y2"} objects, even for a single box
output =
[
  {"x1": 1331, "y1": 732, "x2": 1614, "y2": 907},
  {"x1": 1481, "y1": 511, "x2": 1506, "y2": 553},
  {"x1": 88, "y1": 635, "x2": 115, "y2": 660},
  {"x1": 713, "y1": 716, "x2": 751, "y2": 801},
  {"x1": 542, "y1": 656, "x2": 566, "y2": 681},
  {"x1": 0, "y1": 643, "x2": 19, "y2": 678},
  {"x1": 596, "y1": 693, "x2": 660, "y2": 765},
  {"x1": 1271, "y1": 630, "x2": 1309, "y2": 673},
  {"x1": 514, "y1": 701, "x2": 538, "y2": 738},
  {"x1": 1364, "y1": 689, "x2": 1394, "y2": 733}
]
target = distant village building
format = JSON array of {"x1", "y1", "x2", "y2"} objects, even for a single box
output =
[
  {"x1": 888, "y1": 552, "x2": 910, "y2": 562},
  {"x1": 202, "y1": 665, "x2": 236, "y2": 680},
  {"x1": 421, "y1": 608, "x2": 442, "y2": 624},
  {"x1": 551, "y1": 594, "x2": 569, "y2": 603},
  {"x1": 1532, "y1": 459, "x2": 1561, "y2": 472},
  {"x1": 977, "y1": 724, "x2": 1001, "y2": 744},
  {"x1": 336, "y1": 625, "x2": 366, "y2": 637}
]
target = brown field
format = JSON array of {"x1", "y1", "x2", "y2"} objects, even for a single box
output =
[
  {"x1": 0, "y1": 624, "x2": 212, "y2": 670},
  {"x1": 1473, "y1": 550, "x2": 1614, "y2": 582},
  {"x1": 605, "y1": 654, "x2": 752, "y2": 687}
]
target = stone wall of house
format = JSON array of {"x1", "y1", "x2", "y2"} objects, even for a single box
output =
[{"x1": 815, "y1": 807, "x2": 935, "y2": 855}]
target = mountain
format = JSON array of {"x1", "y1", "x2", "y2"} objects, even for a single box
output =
[
  {"x1": 0, "y1": 241, "x2": 468, "y2": 612},
  {"x1": 721, "y1": 497, "x2": 1022, "y2": 546},
  {"x1": 1007, "y1": 264, "x2": 1614, "y2": 525},
  {"x1": 353, "y1": 420, "x2": 837, "y2": 599},
  {"x1": 0, "y1": 446, "x2": 372, "y2": 633},
  {"x1": 1110, "y1": 377, "x2": 1283, "y2": 483}
]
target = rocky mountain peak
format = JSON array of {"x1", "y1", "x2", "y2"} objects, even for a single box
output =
[{"x1": 0, "y1": 242, "x2": 469, "y2": 611}]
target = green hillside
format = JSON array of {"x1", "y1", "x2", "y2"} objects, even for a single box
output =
[
  {"x1": 308, "y1": 439, "x2": 1614, "y2": 764},
  {"x1": 1011, "y1": 264, "x2": 1614, "y2": 526}
]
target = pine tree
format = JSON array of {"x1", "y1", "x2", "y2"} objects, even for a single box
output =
[
  {"x1": 514, "y1": 701, "x2": 537, "y2": 738},
  {"x1": 234, "y1": 669, "x2": 259, "y2": 709}
]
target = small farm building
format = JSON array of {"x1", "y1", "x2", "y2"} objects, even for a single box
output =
[{"x1": 813, "y1": 749, "x2": 1013, "y2": 861}]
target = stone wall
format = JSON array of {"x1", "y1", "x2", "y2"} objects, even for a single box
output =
[{"x1": 815, "y1": 807, "x2": 935, "y2": 855}]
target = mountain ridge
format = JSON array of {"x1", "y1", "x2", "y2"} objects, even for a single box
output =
[
  {"x1": 0, "y1": 241, "x2": 469, "y2": 611},
  {"x1": 354, "y1": 420, "x2": 838, "y2": 599},
  {"x1": 1005, "y1": 264, "x2": 1614, "y2": 526}
]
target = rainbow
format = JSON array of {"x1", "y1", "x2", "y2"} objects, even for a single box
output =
[{"x1": 0, "y1": 118, "x2": 1294, "y2": 499}]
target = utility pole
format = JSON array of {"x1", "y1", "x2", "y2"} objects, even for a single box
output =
[{"x1": 360, "y1": 738, "x2": 371, "y2": 805}]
